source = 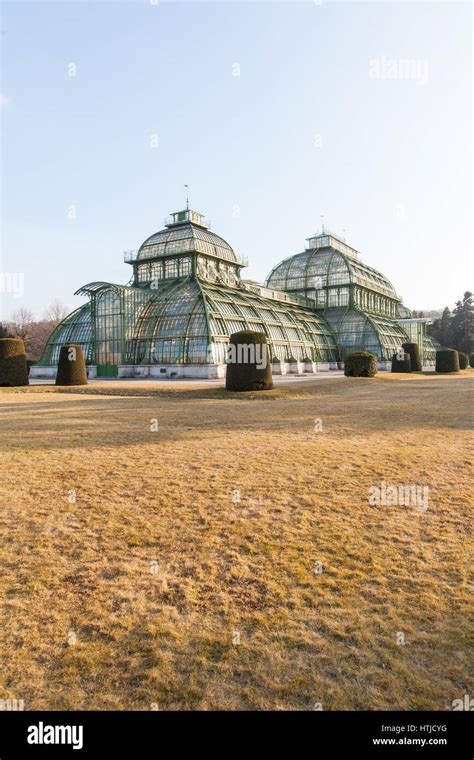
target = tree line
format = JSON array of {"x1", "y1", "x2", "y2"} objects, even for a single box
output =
[
  {"x1": 425, "y1": 292, "x2": 474, "y2": 355},
  {"x1": 0, "y1": 300, "x2": 69, "y2": 360}
]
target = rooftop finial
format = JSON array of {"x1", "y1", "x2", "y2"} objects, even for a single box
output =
[
  {"x1": 184, "y1": 184, "x2": 189, "y2": 211},
  {"x1": 320, "y1": 214, "x2": 325, "y2": 234}
]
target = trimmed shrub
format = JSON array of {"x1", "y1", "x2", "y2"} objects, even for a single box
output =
[
  {"x1": 226, "y1": 331, "x2": 273, "y2": 392},
  {"x1": 402, "y1": 342, "x2": 422, "y2": 372},
  {"x1": 391, "y1": 352, "x2": 412, "y2": 373},
  {"x1": 55, "y1": 344, "x2": 88, "y2": 385},
  {"x1": 0, "y1": 338, "x2": 29, "y2": 386},
  {"x1": 470, "y1": 353, "x2": 474, "y2": 369},
  {"x1": 344, "y1": 351, "x2": 378, "y2": 377},
  {"x1": 458, "y1": 352, "x2": 469, "y2": 370},
  {"x1": 435, "y1": 349, "x2": 459, "y2": 373}
]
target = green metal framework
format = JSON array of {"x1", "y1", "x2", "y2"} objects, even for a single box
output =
[
  {"x1": 265, "y1": 237, "x2": 401, "y2": 316},
  {"x1": 201, "y1": 280, "x2": 337, "y2": 363},
  {"x1": 321, "y1": 307, "x2": 411, "y2": 361},
  {"x1": 264, "y1": 232, "x2": 437, "y2": 362},
  {"x1": 38, "y1": 303, "x2": 93, "y2": 365},
  {"x1": 37, "y1": 212, "x2": 435, "y2": 369},
  {"x1": 38, "y1": 277, "x2": 338, "y2": 367},
  {"x1": 397, "y1": 318, "x2": 439, "y2": 362}
]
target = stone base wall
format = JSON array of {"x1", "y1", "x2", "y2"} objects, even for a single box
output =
[
  {"x1": 30, "y1": 366, "x2": 98, "y2": 379},
  {"x1": 117, "y1": 364, "x2": 227, "y2": 379},
  {"x1": 29, "y1": 366, "x2": 57, "y2": 379},
  {"x1": 30, "y1": 361, "x2": 343, "y2": 380}
]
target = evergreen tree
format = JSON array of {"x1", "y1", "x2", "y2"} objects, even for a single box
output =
[
  {"x1": 429, "y1": 307, "x2": 451, "y2": 345},
  {"x1": 450, "y1": 292, "x2": 474, "y2": 354}
]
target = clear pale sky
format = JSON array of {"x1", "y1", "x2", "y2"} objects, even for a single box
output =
[{"x1": 1, "y1": 0, "x2": 472, "y2": 319}]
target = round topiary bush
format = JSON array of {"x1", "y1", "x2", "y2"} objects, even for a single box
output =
[
  {"x1": 470, "y1": 353, "x2": 474, "y2": 369},
  {"x1": 226, "y1": 331, "x2": 273, "y2": 392},
  {"x1": 391, "y1": 352, "x2": 412, "y2": 373},
  {"x1": 458, "y1": 352, "x2": 469, "y2": 370},
  {"x1": 55, "y1": 344, "x2": 88, "y2": 385},
  {"x1": 344, "y1": 351, "x2": 378, "y2": 377},
  {"x1": 0, "y1": 338, "x2": 29, "y2": 386},
  {"x1": 435, "y1": 349, "x2": 460, "y2": 373},
  {"x1": 402, "y1": 342, "x2": 422, "y2": 371}
]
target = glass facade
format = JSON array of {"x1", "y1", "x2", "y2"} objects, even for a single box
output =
[
  {"x1": 95, "y1": 290, "x2": 121, "y2": 367},
  {"x1": 37, "y1": 210, "x2": 436, "y2": 369},
  {"x1": 40, "y1": 303, "x2": 93, "y2": 365},
  {"x1": 131, "y1": 281, "x2": 209, "y2": 364},
  {"x1": 266, "y1": 246, "x2": 400, "y2": 303},
  {"x1": 136, "y1": 216, "x2": 238, "y2": 264},
  {"x1": 264, "y1": 231, "x2": 437, "y2": 363},
  {"x1": 202, "y1": 281, "x2": 337, "y2": 363},
  {"x1": 322, "y1": 308, "x2": 410, "y2": 361}
]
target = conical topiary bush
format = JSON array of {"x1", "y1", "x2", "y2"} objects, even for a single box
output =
[
  {"x1": 55, "y1": 344, "x2": 88, "y2": 386},
  {"x1": 402, "y1": 342, "x2": 422, "y2": 371},
  {"x1": 0, "y1": 338, "x2": 29, "y2": 386},
  {"x1": 226, "y1": 330, "x2": 273, "y2": 392},
  {"x1": 458, "y1": 352, "x2": 469, "y2": 370}
]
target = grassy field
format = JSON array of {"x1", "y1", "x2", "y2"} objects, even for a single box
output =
[{"x1": 0, "y1": 373, "x2": 472, "y2": 710}]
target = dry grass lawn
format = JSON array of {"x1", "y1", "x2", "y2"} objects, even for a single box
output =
[{"x1": 0, "y1": 372, "x2": 472, "y2": 710}]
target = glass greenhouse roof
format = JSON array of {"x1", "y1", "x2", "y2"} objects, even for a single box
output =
[
  {"x1": 39, "y1": 278, "x2": 338, "y2": 367},
  {"x1": 265, "y1": 238, "x2": 400, "y2": 301},
  {"x1": 134, "y1": 209, "x2": 240, "y2": 264},
  {"x1": 37, "y1": 209, "x2": 436, "y2": 370}
]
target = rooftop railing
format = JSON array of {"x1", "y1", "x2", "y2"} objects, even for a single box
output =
[
  {"x1": 241, "y1": 281, "x2": 311, "y2": 307},
  {"x1": 306, "y1": 234, "x2": 359, "y2": 259},
  {"x1": 125, "y1": 248, "x2": 248, "y2": 267},
  {"x1": 164, "y1": 213, "x2": 211, "y2": 229},
  {"x1": 235, "y1": 254, "x2": 249, "y2": 267}
]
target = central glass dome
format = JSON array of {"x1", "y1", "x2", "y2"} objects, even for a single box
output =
[{"x1": 137, "y1": 210, "x2": 237, "y2": 263}]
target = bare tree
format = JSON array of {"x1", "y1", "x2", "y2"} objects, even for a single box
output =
[
  {"x1": 9, "y1": 308, "x2": 34, "y2": 341},
  {"x1": 7, "y1": 302, "x2": 70, "y2": 360},
  {"x1": 43, "y1": 299, "x2": 69, "y2": 325},
  {"x1": 11, "y1": 307, "x2": 34, "y2": 328}
]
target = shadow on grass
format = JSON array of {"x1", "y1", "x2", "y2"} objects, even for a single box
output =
[{"x1": 0, "y1": 373, "x2": 472, "y2": 453}]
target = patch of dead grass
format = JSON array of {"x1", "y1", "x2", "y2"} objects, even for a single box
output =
[{"x1": 0, "y1": 374, "x2": 472, "y2": 710}]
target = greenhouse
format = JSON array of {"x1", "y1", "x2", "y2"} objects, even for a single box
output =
[
  {"x1": 32, "y1": 209, "x2": 436, "y2": 378},
  {"x1": 265, "y1": 230, "x2": 437, "y2": 363}
]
